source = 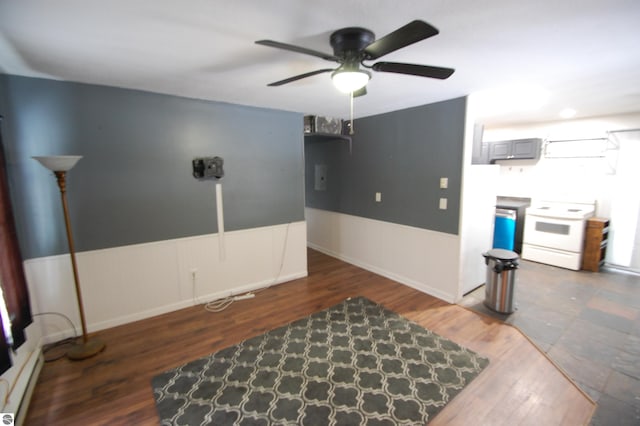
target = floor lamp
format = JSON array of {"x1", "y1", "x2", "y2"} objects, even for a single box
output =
[{"x1": 33, "y1": 156, "x2": 105, "y2": 360}]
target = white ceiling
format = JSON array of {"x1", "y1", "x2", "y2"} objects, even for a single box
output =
[{"x1": 1, "y1": 0, "x2": 639, "y2": 126}]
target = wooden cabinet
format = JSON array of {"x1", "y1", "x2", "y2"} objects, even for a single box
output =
[
  {"x1": 488, "y1": 138, "x2": 542, "y2": 163},
  {"x1": 581, "y1": 217, "x2": 609, "y2": 272}
]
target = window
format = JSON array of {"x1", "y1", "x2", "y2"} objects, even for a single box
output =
[{"x1": 0, "y1": 117, "x2": 33, "y2": 373}]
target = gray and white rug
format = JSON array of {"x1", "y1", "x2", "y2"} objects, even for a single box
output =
[{"x1": 152, "y1": 297, "x2": 489, "y2": 425}]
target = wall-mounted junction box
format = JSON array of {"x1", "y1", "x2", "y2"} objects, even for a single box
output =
[{"x1": 193, "y1": 156, "x2": 224, "y2": 179}]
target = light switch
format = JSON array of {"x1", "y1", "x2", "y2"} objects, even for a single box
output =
[
  {"x1": 440, "y1": 177, "x2": 448, "y2": 189},
  {"x1": 375, "y1": 192, "x2": 382, "y2": 202},
  {"x1": 439, "y1": 198, "x2": 448, "y2": 210}
]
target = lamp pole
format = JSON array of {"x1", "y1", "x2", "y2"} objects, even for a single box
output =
[{"x1": 34, "y1": 156, "x2": 105, "y2": 360}]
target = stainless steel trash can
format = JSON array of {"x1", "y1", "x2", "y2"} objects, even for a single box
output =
[{"x1": 482, "y1": 248, "x2": 519, "y2": 314}]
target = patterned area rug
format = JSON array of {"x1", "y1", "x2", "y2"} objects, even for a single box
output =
[{"x1": 152, "y1": 297, "x2": 489, "y2": 425}]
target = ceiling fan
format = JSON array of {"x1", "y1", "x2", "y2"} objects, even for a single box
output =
[{"x1": 255, "y1": 20, "x2": 455, "y2": 96}]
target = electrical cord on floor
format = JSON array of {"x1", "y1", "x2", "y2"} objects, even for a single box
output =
[
  {"x1": 203, "y1": 222, "x2": 291, "y2": 313},
  {"x1": 204, "y1": 293, "x2": 256, "y2": 313},
  {"x1": 33, "y1": 312, "x2": 79, "y2": 362}
]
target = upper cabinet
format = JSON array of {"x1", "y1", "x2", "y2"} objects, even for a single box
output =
[{"x1": 488, "y1": 138, "x2": 542, "y2": 163}]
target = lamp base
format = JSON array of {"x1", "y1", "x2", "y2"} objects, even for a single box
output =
[{"x1": 66, "y1": 338, "x2": 106, "y2": 360}]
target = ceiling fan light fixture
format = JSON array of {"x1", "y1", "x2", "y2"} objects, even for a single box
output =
[
  {"x1": 258, "y1": 20, "x2": 454, "y2": 93},
  {"x1": 331, "y1": 69, "x2": 370, "y2": 94}
]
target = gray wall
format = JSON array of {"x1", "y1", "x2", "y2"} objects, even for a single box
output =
[
  {"x1": 0, "y1": 75, "x2": 305, "y2": 259},
  {"x1": 305, "y1": 97, "x2": 466, "y2": 235}
]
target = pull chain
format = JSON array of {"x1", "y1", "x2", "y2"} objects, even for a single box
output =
[{"x1": 349, "y1": 90, "x2": 355, "y2": 135}]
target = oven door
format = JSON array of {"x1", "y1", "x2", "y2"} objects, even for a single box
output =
[{"x1": 523, "y1": 213, "x2": 586, "y2": 252}]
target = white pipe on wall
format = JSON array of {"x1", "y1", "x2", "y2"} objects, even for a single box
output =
[{"x1": 216, "y1": 182, "x2": 225, "y2": 261}]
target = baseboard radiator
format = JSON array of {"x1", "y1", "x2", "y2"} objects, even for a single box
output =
[{"x1": 14, "y1": 351, "x2": 44, "y2": 426}]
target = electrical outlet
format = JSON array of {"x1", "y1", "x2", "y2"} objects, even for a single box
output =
[{"x1": 375, "y1": 192, "x2": 382, "y2": 202}]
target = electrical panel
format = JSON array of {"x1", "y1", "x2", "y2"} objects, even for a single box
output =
[
  {"x1": 314, "y1": 164, "x2": 327, "y2": 191},
  {"x1": 192, "y1": 156, "x2": 224, "y2": 179}
]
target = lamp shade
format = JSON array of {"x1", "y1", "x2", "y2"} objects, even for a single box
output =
[
  {"x1": 33, "y1": 155, "x2": 82, "y2": 172},
  {"x1": 331, "y1": 70, "x2": 370, "y2": 94}
]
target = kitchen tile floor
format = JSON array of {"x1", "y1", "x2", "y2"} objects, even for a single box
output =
[{"x1": 460, "y1": 260, "x2": 640, "y2": 426}]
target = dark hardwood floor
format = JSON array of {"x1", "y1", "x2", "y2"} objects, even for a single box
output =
[{"x1": 24, "y1": 249, "x2": 594, "y2": 425}]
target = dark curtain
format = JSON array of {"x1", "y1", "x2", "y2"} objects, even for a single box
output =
[
  {"x1": 0, "y1": 314, "x2": 11, "y2": 375},
  {"x1": 0, "y1": 115, "x2": 33, "y2": 374}
]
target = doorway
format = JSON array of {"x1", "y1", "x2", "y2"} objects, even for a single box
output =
[{"x1": 607, "y1": 129, "x2": 640, "y2": 273}]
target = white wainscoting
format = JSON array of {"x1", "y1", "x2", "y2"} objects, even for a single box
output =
[
  {"x1": 305, "y1": 208, "x2": 460, "y2": 303},
  {"x1": 24, "y1": 221, "x2": 307, "y2": 342}
]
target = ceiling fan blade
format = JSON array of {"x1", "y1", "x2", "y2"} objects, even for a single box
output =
[
  {"x1": 363, "y1": 20, "x2": 439, "y2": 60},
  {"x1": 372, "y1": 62, "x2": 455, "y2": 79},
  {"x1": 353, "y1": 86, "x2": 367, "y2": 97},
  {"x1": 267, "y1": 68, "x2": 335, "y2": 86},
  {"x1": 255, "y1": 40, "x2": 339, "y2": 62}
]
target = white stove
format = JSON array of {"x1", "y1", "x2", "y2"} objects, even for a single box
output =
[
  {"x1": 522, "y1": 201, "x2": 595, "y2": 270},
  {"x1": 525, "y1": 202, "x2": 595, "y2": 220}
]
